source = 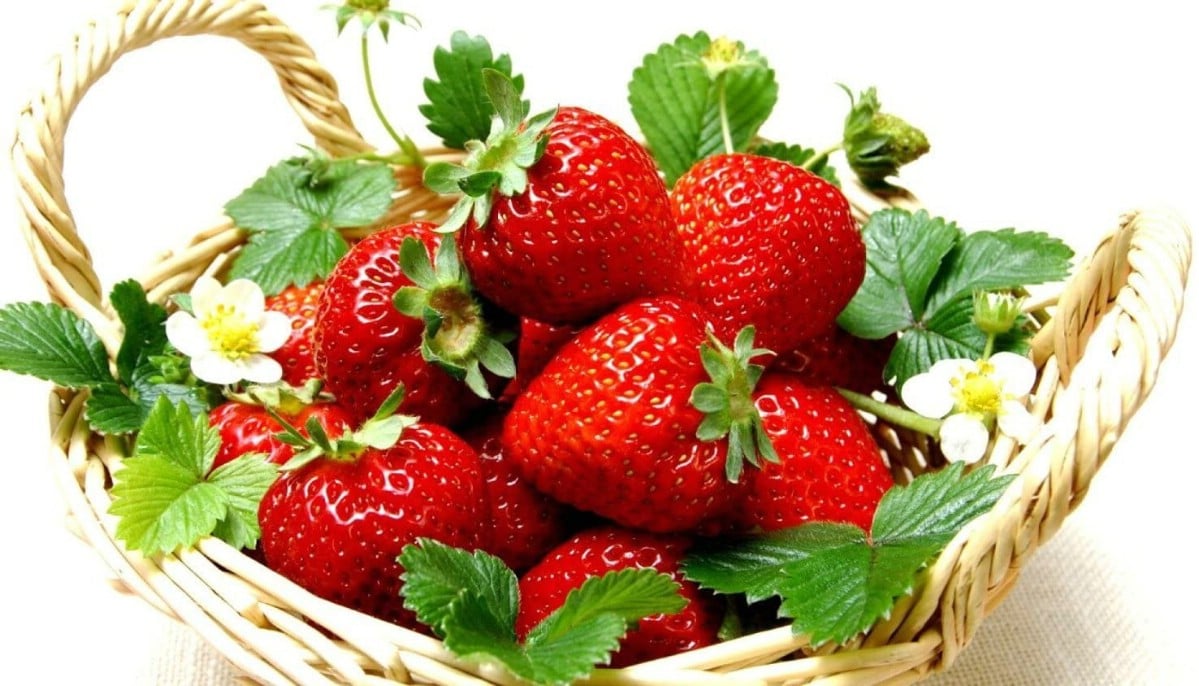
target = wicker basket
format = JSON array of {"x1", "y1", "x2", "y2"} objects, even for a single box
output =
[{"x1": 11, "y1": 0, "x2": 1193, "y2": 684}]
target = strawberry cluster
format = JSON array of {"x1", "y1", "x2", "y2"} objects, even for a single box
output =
[{"x1": 223, "y1": 95, "x2": 898, "y2": 661}]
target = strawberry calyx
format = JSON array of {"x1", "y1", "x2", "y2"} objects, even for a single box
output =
[
  {"x1": 274, "y1": 386, "x2": 417, "y2": 470},
  {"x1": 393, "y1": 234, "x2": 515, "y2": 398},
  {"x1": 227, "y1": 378, "x2": 330, "y2": 416},
  {"x1": 423, "y1": 68, "x2": 556, "y2": 233},
  {"x1": 689, "y1": 326, "x2": 779, "y2": 483}
]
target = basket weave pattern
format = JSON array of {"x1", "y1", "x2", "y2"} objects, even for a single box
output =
[{"x1": 10, "y1": 1, "x2": 1193, "y2": 684}]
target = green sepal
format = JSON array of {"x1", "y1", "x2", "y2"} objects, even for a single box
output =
[{"x1": 689, "y1": 326, "x2": 777, "y2": 483}]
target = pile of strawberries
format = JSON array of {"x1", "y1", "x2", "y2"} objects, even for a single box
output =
[{"x1": 222, "y1": 103, "x2": 898, "y2": 662}]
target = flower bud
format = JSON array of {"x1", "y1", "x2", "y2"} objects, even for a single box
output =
[{"x1": 972, "y1": 290, "x2": 1025, "y2": 335}]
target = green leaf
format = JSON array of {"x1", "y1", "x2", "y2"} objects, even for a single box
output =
[
  {"x1": 629, "y1": 32, "x2": 778, "y2": 186},
  {"x1": 85, "y1": 384, "x2": 146, "y2": 434},
  {"x1": 229, "y1": 227, "x2": 348, "y2": 297},
  {"x1": 225, "y1": 158, "x2": 395, "y2": 294},
  {"x1": 0, "y1": 301, "x2": 114, "y2": 388},
  {"x1": 749, "y1": 141, "x2": 840, "y2": 187},
  {"x1": 924, "y1": 229, "x2": 1074, "y2": 314},
  {"x1": 109, "y1": 398, "x2": 270, "y2": 555},
  {"x1": 838, "y1": 209, "x2": 963, "y2": 339},
  {"x1": 207, "y1": 454, "x2": 277, "y2": 550},
  {"x1": 526, "y1": 568, "x2": 685, "y2": 645},
  {"x1": 683, "y1": 464, "x2": 1015, "y2": 646},
  {"x1": 420, "y1": 31, "x2": 527, "y2": 149},
  {"x1": 399, "y1": 539, "x2": 518, "y2": 636},
  {"x1": 400, "y1": 540, "x2": 683, "y2": 685},
  {"x1": 110, "y1": 280, "x2": 168, "y2": 385}
]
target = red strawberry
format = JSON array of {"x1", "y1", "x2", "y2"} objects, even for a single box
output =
[
  {"x1": 738, "y1": 373, "x2": 893, "y2": 531},
  {"x1": 463, "y1": 413, "x2": 571, "y2": 571},
  {"x1": 671, "y1": 153, "x2": 865, "y2": 353},
  {"x1": 426, "y1": 76, "x2": 688, "y2": 324},
  {"x1": 499, "y1": 317, "x2": 582, "y2": 403},
  {"x1": 516, "y1": 526, "x2": 723, "y2": 667},
  {"x1": 209, "y1": 400, "x2": 352, "y2": 471},
  {"x1": 265, "y1": 282, "x2": 324, "y2": 386},
  {"x1": 258, "y1": 398, "x2": 486, "y2": 627},
  {"x1": 312, "y1": 222, "x2": 486, "y2": 426},
  {"x1": 503, "y1": 297, "x2": 745, "y2": 533},
  {"x1": 773, "y1": 326, "x2": 897, "y2": 395}
]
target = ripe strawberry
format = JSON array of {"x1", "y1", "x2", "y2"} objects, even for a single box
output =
[
  {"x1": 671, "y1": 153, "x2": 865, "y2": 353},
  {"x1": 209, "y1": 399, "x2": 352, "y2": 471},
  {"x1": 463, "y1": 413, "x2": 571, "y2": 571},
  {"x1": 499, "y1": 317, "x2": 582, "y2": 403},
  {"x1": 312, "y1": 222, "x2": 487, "y2": 426},
  {"x1": 425, "y1": 74, "x2": 688, "y2": 324},
  {"x1": 738, "y1": 373, "x2": 894, "y2": 531},
  {"x1": 503, "y1": 297, "x2": 748, "y2": 533},
  {"x1": 516, "y1": 526, "x2": 723, "y2": 667},
  {"x1": 265, "y1": 282, "x2": 324, "y2": 386},
  {"x1": 258, "y1": 395, "x2": 486, "y2": 627},
  {"x1": 772, "y1": 326, "x2": 897, "y2": 395}
]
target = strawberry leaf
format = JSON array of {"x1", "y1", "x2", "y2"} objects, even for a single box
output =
[
  {"x1": 838, "y1": 210, "x2": 1072, "y2": 388},
  {"x1": 110, "y1": 280, "x2": 169, "y2": 384},
  {"x1": 419, "y1": 31, "x2": 527, "y2": 149},
  {"x1": 0, "y1": 301, "x2": 114, "y2": 388},
  {"x1": 109, "y1": 398, "x2": 276, "y2": 555},
  {"x1": 683, "y1": 463, "x2": 1014, "y2": 646},
  {"x1": 400, "y1": 540, "x2": 683, "y2": 685},
  {"x1": 629, "y1": 32, "x2": 777, "y2": 186},
  {"x1": 749, "y1": 142, "x2": 840, "y2": 187},
  {"x1": 838, "y1": 210, "x2": 962, "y2": 339},
  {"x1": 226, "y1": 156, "x2": 395, "y2": 295}
]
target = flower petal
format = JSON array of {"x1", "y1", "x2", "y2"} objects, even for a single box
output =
[
  {"x1": 990, "y1": 351, "x2": 1036, "y2": 397},
  {"x1": 256, "y1": 311, "x2": 293, "y2": 353},
  {"x1": 928, "y1": 358, "x2": 973, "y2": 384},
  {"x1": 901, "y1": 372, "x2": 955, "y2": 419},
  {"x1": 220, "y1": 278, "x2": 266, "y2": 315},
  {"x1": 190, "y1": 352, "x2": 243, "y2": 385},
  {"x1": 998, "y1": 400, "x2": 1037, "y2": 443},
  {"x1": 165, "y1": 312, "x2": 209, "y2": 358},
  {"x1": 939, "y1": 413, "x2": 990, "y2": 464},
  {"x1": 238, "y1": 355, "x2": 284, "y2": 384},
  {"x1": 189, "y1": 276, "x2": 223, "y2": 316}
]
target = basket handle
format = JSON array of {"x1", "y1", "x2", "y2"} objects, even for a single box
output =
[{"x1": 10, "y1": 0, "x2": 372, "y2": 337}]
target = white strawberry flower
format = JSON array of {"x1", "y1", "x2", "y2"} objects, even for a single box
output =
[
  {"x1": 900, "y1": 351, "x2": 1037, "y2": 464},
  {"x1": 165, "y1": 277, "x2": 291, "y2": 385}
]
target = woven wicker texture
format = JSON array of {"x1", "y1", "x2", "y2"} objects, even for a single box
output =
[{"x1": 8, "y1": 0, "x2": 1193, "y2": 684}]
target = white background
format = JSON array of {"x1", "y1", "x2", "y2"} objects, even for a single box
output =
[{"x1": 0, "y1": 1, "x2": 1195, "y2": 684}]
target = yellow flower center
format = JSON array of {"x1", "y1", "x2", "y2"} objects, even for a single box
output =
[
  {"x1": 701, "y1": 37, "x2": 744, "y2": 78},
  {"x1": 951, "y1": 364, "x2": 1003, "y2": 416},
  {"x1": 201, "y1": 304, "x2": 260, "y2": 361}
]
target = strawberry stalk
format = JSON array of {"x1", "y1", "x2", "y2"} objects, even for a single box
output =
[
  {"x1": 393, "y1": 234, "x2": 515, "y2": 398},
  {"x1": 689, "y1": 326, "x2": 779, "y2": 482},
  {"x1": 836, "y1": 388, "x2": 942, "y2": 437}
]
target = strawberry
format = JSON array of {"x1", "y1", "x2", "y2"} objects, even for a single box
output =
[
  {"x1": 515, "y1": 526, "x2": 723, "y2": 667},
  {"x1": 772, "y1": 326, "x2": 897, "y2": 395},
  {"x1": 738, "y1": 373, "x2": 894, "y2": 531},
  {"x1": 425, "y1": 74, "x2": 688, "y2": 324},
  {"x1": 265, "y1": 282, "x2": 324, "y2": 386},
  {"x1": 209, "y1": 399, "x2": 352, "y2": 471},
  {"x1": 463, "y1": 413, "x2": 572, "y2": 571},
  {"x1": 258, "y1": 392, "x2": 486, "y2": 627},
  {"x1": 671, "y1": 153, "x2": 865, "y2": 353},
  {"x1": 503, "y1": 297, "x2": 760, "y2": 533},
  {"x1": 499, "y1": 317, "x2": 582, "y2": 403},
  {"x1": 312, "y1": 222, "x2": 490, "y2": 426}
]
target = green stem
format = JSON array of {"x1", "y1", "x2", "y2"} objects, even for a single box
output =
[
  {"x1": 804, "y1": 143, "x2": 843, "y2": 170},
  {"x1": 360, "y1": 33, "x2": 425, "y2": 168},
  {"x1": 982, "y1": 333, "x2": 996, "y2": 360},
  {"x1": 837, "y1": 388, "x2": 942, "y2": 438},
  {"x1": 717, "y1": 73, "x2": 734, "y2": 154}
]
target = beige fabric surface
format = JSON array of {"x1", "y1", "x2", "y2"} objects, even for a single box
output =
[{"x1": 0, "y1": 1, "x2": 1194, "y2": 684}]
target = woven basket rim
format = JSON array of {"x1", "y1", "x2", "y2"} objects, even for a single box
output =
[{"x1": 9, "y1": 1, "x2": 1194, "y2": 684}]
